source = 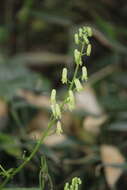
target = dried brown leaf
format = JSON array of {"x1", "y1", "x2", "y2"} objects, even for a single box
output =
[
  {"x1": 75, "y1": 85, "x2": 103, "y2": 115},
  {"x1": 101, "y1": 145, "x2": 125, "y2": 188},
  {"x1": 83, "y1": 114, "x2": 107, "y2": 135}
]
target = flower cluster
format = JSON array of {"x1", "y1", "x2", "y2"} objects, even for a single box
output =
[
  {"x1": 64, "y1": 177, "x2": 82, "y2": 190},
  {"x1": 50, "y1": 26, "x2": 92, "y2": 135}
]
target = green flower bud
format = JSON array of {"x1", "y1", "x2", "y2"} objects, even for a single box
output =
[
  {"x1": 86, "y1": 44, "x2": 91, "y2": 56},
  {"x1": 51, "y1": 89, "x2": 56, "y2": 104},
  {"x1": 51, "y1": 103, "x2": 61, "y2": 119},
  {"x1": 82, "y1": 66, "x2": 88, "y2": 81},
  {"x1": 77, "y1": 178, "x2": 82, "y2": 184},
  {"x1": 74, "y1": 49, "x2": 81, "y2": 64},
  {"x1": 61, "y1": 68, "x2": 68, "y2": 84},
  {"x1": 68, "y1": 90, "x2": 75, "y2": 111},
  {"x1": 86, "y1": 27, "x2": 92, "y2": 37},
  {"x1": 79, "y1": 28, "x2": 83, "y2": 37},
  {"x1": 74, "y1": 33, "x2": 79, "y2": 45},
  {"x1": 83, "y1": 26, "x2": 87, "y2": 33},
  {"x1": 56, "y1": 121, "x2": 63, "y2": 135},
  {"x1": 83, "y1": 35, "x2": 89, "y2": 45},
  {"x1": 74, "y1": 78, "x2": 83, "y2": 92},
  {"x1": 55, "y1": 104, "x2": 61, "y2": 119},
  {"x1": 64, "y1": 183, "x2": 69, "y2": 190}
]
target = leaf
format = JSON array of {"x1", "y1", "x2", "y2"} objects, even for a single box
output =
[
  {"x1": 108, "y1": 122, "x2": 127, "y2": 131},
  {"x1": 0, "y1": 62, "x2": 39, "y2": 100},
  {"x1": 30, "y1": 11, "x2": 71, "y2": 26},
  {"x1": 100, "y1": 145, "x2": 125, "y2": 188},
  {"x1": 83, "y1": 114, "x2": 107, "y2": 135},
  {"x1": 18, "y1": 90, "x2": 50, "y2": 108},
  {"x1": 101, "y1": 95, "x2": 127, "y2": 111},
  {"x1": 14, "y1": 52, "x2": 70, "y2": 66},
  {"x1": 0, "y1": 133, "x2": 21, "y2": 157}
]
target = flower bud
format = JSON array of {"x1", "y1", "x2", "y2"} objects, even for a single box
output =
[
  {"x1": 64, "y1": 183, "x2": 69, "y2": 190},
  {"x1": 56, "y1": 121, "x2": 63, "y2": 135},
  {"x1": 74, "y1": 33, "x2": 79, "y2": 45},
  {"x1": 74, "y1": 78, "x2": 83, "y2": 92},
  {"x1": 61, "y1": 68, "x2": 68, "y2": 84},
  {"x1": 55, "y1": 104, "x2": 61, "y2": 119},
  {"x1": 83, "y1": 36, "x2": 89, "y2": 45},
  {"x1": 74, "y1": 49, "x2": 81, "y2": 64},
  {"x1": 68, "y1": 90, "x2": 75, "y2": 111},
  {"x1": 86, "y1": 27, "x2": 92, "y2": 37},
  {"x1": 51, "y1": 89, "x2": 56, "y2": 104},
  {"x1": 86, "y1": 44, "x2": 91, "y2": 56},
  {"x1": 79, "y1": 28, "x2": 83, "y2": 37},
  {"x1": 51, "y1": 103, "x2": 61, "y2": 119},
  {"x1": 82, "y1": 66, "x2": 88, "y2": 81}
]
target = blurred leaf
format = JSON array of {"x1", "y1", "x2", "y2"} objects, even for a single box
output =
[
  {"x1": 0, "y1": 133, "x2": 21, "y2": 157},
  {"x1": 0, "y1": 27, "x2": 9, "y2": 43},
  {"x1": 31, "y1": 10, "x2": 72, "y2": 26},
  {"x1": 108, "y1": 122, "x2": 127, "y2": 131},
  {"x1": 112, "y1": 72, "x2": 127, "y2": 87},
  {"x1": 94, "y1": 14, "x2": 117, "y2": 40},
  {"x1": 0, "y1": 62, "x2": 39, "y2": 100},
  {"x1": 93, "y1": 26, "x2": 127, "y2": 54},
  {"x1": 101, "y1": 95, "x2": 127, "y2": 111},
  {"x1": 18, "y1": 90, "x2": 50, "y2": 108},
  {"x1": 14, "y1": 52, "x2": 70, "y2": 66}
]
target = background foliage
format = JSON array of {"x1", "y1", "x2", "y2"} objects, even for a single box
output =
[{"x1": 0, "y1": 0, "x2": 127, "y2": 189}]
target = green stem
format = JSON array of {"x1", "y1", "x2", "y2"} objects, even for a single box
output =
[
  {"x1": 0, "y1": 32, "x2": 86, "y2": 190},
  {"x1": 69, "y1": 43, "x2": 84, "y2": 90},
  {"x1": 0, "y1": 117, "x2": 55, "y2": 189}
]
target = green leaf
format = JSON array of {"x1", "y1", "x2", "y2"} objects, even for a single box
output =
[{"x1": 0, "y1": 133, "x2": 22, "y2": 157}]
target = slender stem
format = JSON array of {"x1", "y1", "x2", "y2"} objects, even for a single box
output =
[
  {"x1": 0, "y1": 32, "x2": 86, "y2": 190},
  {"x1": 0, "y1": 117, "x2": 55, "y2": 189},
  {"x1": 69, "y1": 43, "x2": 84, "y2": 90}
]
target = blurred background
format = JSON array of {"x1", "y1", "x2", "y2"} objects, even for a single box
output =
[{"x1": 0, "y1": 0, "x2": 127, "y2": 189}]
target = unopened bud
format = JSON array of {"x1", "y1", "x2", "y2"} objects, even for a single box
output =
[
  {"x1": 83, "y1": 36, "x2": 89, "y2": 45},
  {"x1": 51, "y1": 89, "x2": 56, "y2": 104},
  {"x1": 82, "y1": 66, "x2": 88, "y2": 81},
  {"x1": 51, "y1": 103, "x2": 61, "y2": 119},
  {"x1": 86, "y1": 44, "x2": 91, "y2": 56},
  {"x1": 61, "y1": 68, "x2": 68, "y2": 84},
  {"x1": 74, "y1": 49, "x2": 81, "y2": 64},
  {"x1": 74, "y1": 78, "x2": 83, "y2": 92},
  {"x1": 79, "y1": 28, "x2": 83, "y2": 37},
  {"x1": 86, "y1": 27, "x2": 92, "y2": 37},
  {"x1": 56, "y1": 121, "x2": 63, "y2": 135},
  {"x1": 74, "y1": 33, "x2": 79, "y2": 45},
  {"x1": 68, "y1": 90, "x2": 75, "y2": 111},
  {"x1": 55, "y1": 104, "x2": 61, "y2": 119},
  {"x1": 64, "y1": 183, "x2": 69, "y2": 190}
]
